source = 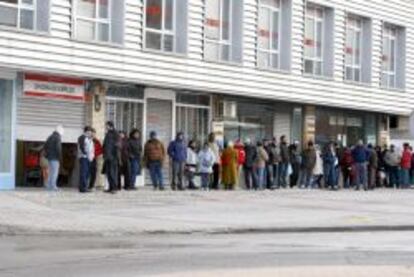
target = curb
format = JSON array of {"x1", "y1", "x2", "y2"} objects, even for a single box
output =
[{"x1": 2, "y1": 224, "x2": 414, "y2": 237}]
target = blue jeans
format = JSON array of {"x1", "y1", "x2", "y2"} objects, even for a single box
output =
[
  {"x1": 130, "y1": 158, "x2": 140, "y2": 188},
  {"x1": 272, "y1": 164, "x2": 279, "y2": 187},
  {"x1": 400, "y1": 169, "x2": 410, "y2": 188},
  {"x1": 79, "y1": 158, "x2": 90, "y2": 192},
  {"x1": 256, "y1": 167, "x2": 266, "y2": 190},
  {"x1": 47, "y1": 160, "x2": 60, "y2": 191},
  {"x1": 302, "y1": 169, "x2": 313, "y2": 188},
  {"x1": 148, "y1": 161, "x2": 163, "y2": 189},
  {"x1": 324, "y1": 163, "x2": 336, "y2": 189},
  {"x1": 200, "y1": 173, "x2": 210, "y2": 189},
  {"x1": 389, "y1": 166, "x2": 400, "y2": 188},
  {"x1": 278, "y1": 163, "x2": 288, "y2": 187},
  {"x1": 355, "y1": 162, "x2": 368, "y2": 189}
]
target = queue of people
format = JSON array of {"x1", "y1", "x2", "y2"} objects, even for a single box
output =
[{"x1": 43, "y1": 121, "x2": 414, "y2": 192}]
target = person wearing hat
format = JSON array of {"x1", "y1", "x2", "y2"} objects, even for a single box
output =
[{"x1": 144, "y1": 131, "x2": 166, "y2": 190}]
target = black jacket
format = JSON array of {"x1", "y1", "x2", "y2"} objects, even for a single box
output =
[
  {"x1": 103, "y1": 129, "x2": 119, "y2": 161},
  {"x1": 280, "y1": 143, "x2": 289, "y2": 163},
  {"x1": 244, "y1": 144, "x2": 258, "y2": 168},
  {"x1": 44, "y1": 132, "x2": 62, "y2": 161},
  {"x1": 128, "y1": 138, "x2": 142, "y2": 160}
]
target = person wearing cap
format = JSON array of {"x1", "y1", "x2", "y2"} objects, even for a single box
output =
[
  {"x1": 44, "y1": 125, "x2": 64, "y2": 191},
  {"x1": 103, "y1": 121, "x2": 119, "y2": 194},
  {"x1": 144, "y1": 131, "x2": 166, "y2": 190}
]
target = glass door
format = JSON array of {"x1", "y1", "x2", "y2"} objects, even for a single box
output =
[{"x1": 0, "y1": 79, "x2": 14, "y2": 190}]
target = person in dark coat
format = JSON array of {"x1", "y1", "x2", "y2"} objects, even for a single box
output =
[
  {"x1": 168, "y1": 132, "x2": 187, "y2": 190},
  {"x1": 301, "y1": 141, "x2": 317, "y2": 189},
  {"x1": 340, "y1": 146, "x2": 353, "y2": 189},
  {"x1": 367, "y1": 144, "x2": 378, "y2": 190},
  {"x1": 117, "y1": 131, "x2": 130, "y2": 190},
  {"x1": 323, "y1": 142, "x2": 338, "y2": 190},
  {"x1": 127, "y1": 129, "x2": 142, "y2": 190},
  {"x1": 352, "y1": 140, "x2": 370, "y2": 190},
  {"x1": 44, "y1": 125, "x2": 64, "y2": 191},
  {"x1": 278, "y1": 135, "x2": 289, "y2": 188},
  {"x1": 243, "y1": 138, "x2": 257, "y2": 190},
  {"x1": 289, "y1": 141, "x2": 301, "y2": 188},
  {"x1": 103, "y1": 121, "x2": 119, "y2": 194}
]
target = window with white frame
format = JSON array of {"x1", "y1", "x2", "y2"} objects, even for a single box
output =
[
  {"x1": 304, "y1": 5, "x2": 324, "y2": 75},
  {"x1": 0, "y1": 0, "x2": 49, "y2": 31},
  {"x1": 204, "y1": 0, "x2": 243, "y2": 63},
  {"x1": 345, "y1": 16, "x2": 363, "y2": 82},
  {"x1": 382, "y1": 25, "x2": 397, "y2": 89},
  {"x1": 74, "y1": 0, "x2": 124, "y2": 44},
  {"x1": 144, "y1": 0, "x2": 187, "y2": 53},
  {"x1": 257, "y1": 0, "x2": 281, "y2": 69}
]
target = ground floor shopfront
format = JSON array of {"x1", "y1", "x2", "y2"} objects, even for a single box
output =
[{"x1": 0, "y1": 71, "x2": 393, "y2": 190}]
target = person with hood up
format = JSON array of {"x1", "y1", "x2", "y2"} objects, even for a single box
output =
[
  {"x1": 186, "y1": 140, "x2": 198, "y2": 190},
  {"x1": 243, "y1": 138, "x2": 258, "y2": 190},
  {"x1": 168, "y1": 132, "x2": 187, "y2": 190},
  {"x1": 44, "y1": 125, "x2": 64, "y2": 191},
  {"x1": 77, "y1": 126, "x2": 94, "y2": 193},
  {"x1": 103, "y1": 121, "x2": 119, "y2": 194},
  {"x1": 221, "y1": 141, "x2": 239, "y2": 190},
  {"x1": 198, "y1": 142, "x2": 214, "y2": 190},
  {"x1": 127, "y1": 129, "x2": 142, "y2": 190},
  {"x1": 144, "y1": 131, "x2": 166, "y2": 190}
]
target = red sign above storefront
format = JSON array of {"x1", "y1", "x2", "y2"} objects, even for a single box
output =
[{"x1": 24, "y1": 73, "x2": 86, "y2": 101}]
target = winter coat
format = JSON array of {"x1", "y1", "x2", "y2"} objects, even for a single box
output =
[
  {"x1": 77, "y1": 134, "x2": 94, "y2": 161},
  {"x1": 186, "y1": 147, "x2": 198, "y2": 172},
  {"x1": 340, "y1": 149, "x2": 353, "y2": 169},
  {"x1": 209, "y1": 142, "x2": 221, "y2": 164},
  {"x1": 384, "y1": 151, "x2": 401, "y2": 167},
  {"x1": 44, "y1": 132, "x2": 62, "y2": 161},
  {"x1": 234, "y1": 143, "x2": 246, "y2": 166},
  {"x1": 144, "y1": 138, "x2": 166, "y2": 165},
  {"x1": 221, "y1": 147, "x2": 238, "y2": 185},
  {"x1": 128, "y1": 138, "x2": 142, "y2": 160},
  {"x1": 280, "y1": 143, "x2": 289, "y2": 163},
  {"x1": 256, "y1": 146, "x2": 269, "y2": 168},
  {"x1": 289, "y1": 145, "x2": 302, "y2": 165},
  {"x1": 168, "y1": 138, "x2": 187, "y2": 162},
  {"x1": 198, "y1": 149, "x2": 214, "y2": 174},
  {"x1": 322, "y1": 149, "x2": 336, "y2": 166},
  {"x1": 313, "y1": 149, "x2": 324, "y2": 175},
  {"x1": 401, "y1": 149, "x2": 412, "y2": 169},
  {"x1": 93, "y1": 138, "x2": 103, "y2": 158},
  {"x1": 269, "y1": 144, "x2": 281, "y2": 164},
  {"x1": 244, "y1": 144, "x2": 258, "y2": 168},
  {"x1": 302, "y1": 147, "x2": 317, "y2": 171},
  {"x1": 103, "y1": 129, "x2": 119, "y2": 162},
  {"x1": 352, "y1": 145, "x2": 369, "y2": 163},
  {"x1": 368, "y1": 149, "x2": 378, "y2": 168}
]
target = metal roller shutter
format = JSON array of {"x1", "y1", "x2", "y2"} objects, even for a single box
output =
[{"x1": 17, "y1": 97, "x2": 86, "y2": 143}]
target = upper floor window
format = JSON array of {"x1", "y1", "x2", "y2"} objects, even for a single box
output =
[
  {"x1": 382, "y1": 24, "x2": 405, "y2": 89},
  {"x1": 0, "y1": 0, "x2": 50, "y2": 32},
  {"x1": 345, "y1": 15, "x2": 372, "y2": 84},
  {"x1": 257, "y1": 0, "x2": 281, "y2": 69},
  {"x1": 304, "y1": 5, "x2": 324, "y2": 75},
  {"x1": 73, "y1": 0, "x2": 125, "y2": 44},
  {"x1": 204, "y1": 0, "x2": 243, "y2": 63},
  {"x1": 144, "y1": 0, "x2": 188, "y2": 54}
]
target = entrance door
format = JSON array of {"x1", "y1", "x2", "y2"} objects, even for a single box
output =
[
  {"x1": 0, "y1": 79, "x2": 14, "y2": 190},
  {"x1": 146, "y1": 98, "x2": 173, "y2": 184}
]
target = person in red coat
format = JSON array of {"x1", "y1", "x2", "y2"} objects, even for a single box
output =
[
  {"x1": 400, "y1": 143, "x2": 412, "y2": 189},
  {"x1": 89, "y1": 128, "x2": 103, "y2": 190},
  {"x1": 340, "y1": 146, "x2": 354, "y2": 189}
]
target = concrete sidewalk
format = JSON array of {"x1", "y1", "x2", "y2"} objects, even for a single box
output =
[{"x1": 1, "y1": 188, "x2": 414, "y2": 236}]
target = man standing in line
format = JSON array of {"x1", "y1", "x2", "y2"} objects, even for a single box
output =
[
  {"x1": 44, "y1": 125, "x2": 64, "y2": 191},
  {"x1": 144, "y1": 131, "x2": 166, "y2": 190},
  {"x1": 208, "y1": 133, "x2": 221, "y2": 190},
  {"x1": 301, "y1": 141, "x2": 317, "y2": 189},
  {"x1": 352, "y1": 140, "x2": 370, "y2": 191},
  {"x1": 78, "y1": 126, "x2": 94, "y2": 193},
  {"x1": 367, "y1": 144, "x2": 378, "y2": 190},
  {"x1": 279, "y1": 135, "x2": 290, "y2": 188},
  {"x1": 384, "y1": 144, "x2": 401, "y2": 189},
  {"x1": 400, "y1": 143, "x2": 412, "y2": 189},
  {"x1": 168, "y1": 132, "x2": 187, "y2": 191},
  {"x1": 103, "y1": 121, "x2": 119, "y2": 194},
  {"x1": 243, "y1": 138, "x2": 257, "y2": 190},
  {"x1": 89, "y1": 128, "x2": 103, "y2": 190}
]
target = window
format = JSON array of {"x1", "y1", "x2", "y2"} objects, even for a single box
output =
[
  {"x1": 204, "y1": 0, "x2": 243, "y2": 63},
  {"x1": 73, "y1": 0, "x2": 125, "y2": 44},
  {"x1": 0, "y1": 0, "x2": 49, "y2": 32},
  {"x1": 304, "y1": 5, "x2": 324, "y2": 75},
  {"x1": 345, "y1": 16, "x2": 363, "y2": 82},
  {"x1": 144, "y1": 0, "x2": 188, "y2": 53},
  {"x1": 381, "y1": 24, "x2": 406, "y2": 89},
  {"x1": 257, "y1": 0, "x2": 281, "y2": 69}
]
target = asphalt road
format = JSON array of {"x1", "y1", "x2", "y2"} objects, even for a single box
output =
[{"x1": 1, "y1": 231, "x2": 414, "y2": 276}]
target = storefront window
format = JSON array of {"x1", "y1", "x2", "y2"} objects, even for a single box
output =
[{"x1": 0, "y1": 80, "x2": 13, "y2": 173}]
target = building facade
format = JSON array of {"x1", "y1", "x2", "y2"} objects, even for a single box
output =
[{"x1": 0, "y1": 0, "x2": 413, "y2": 189}]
